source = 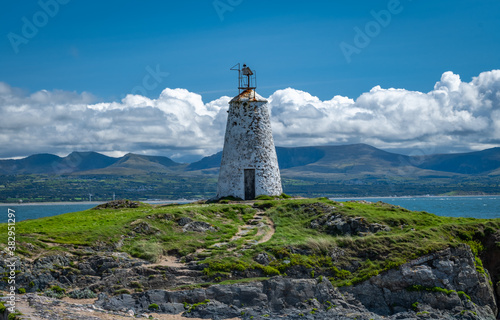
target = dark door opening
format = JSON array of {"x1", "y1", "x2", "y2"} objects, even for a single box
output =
[{"x1": 244, "y1": 169, "x2": 256, "y2": 200}]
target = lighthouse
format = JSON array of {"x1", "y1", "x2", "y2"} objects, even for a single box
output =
[{"x1": 216, "y1": 64, "x2": 283, "y2": 200}]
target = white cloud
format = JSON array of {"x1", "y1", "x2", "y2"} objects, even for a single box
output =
[
  {"x1": 0, "y1": 69, "x2": 499, "y2": 161},
  {"x1": 269, "y1": 70, "x2": 498, "y2": 155}
]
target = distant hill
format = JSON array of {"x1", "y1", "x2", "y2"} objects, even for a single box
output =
[
  {"x1": 0, "y1": 153, "x2": 63, "y2": 174},
  {"x1": 278, "y1": 144, "x2": 410, "y2": 175},
  {"x1": 0, "y1": 152, "x2": 182, "y2": 175},
  {"x1": 58, "y1": 152, "x2": 120, "y2": 173},
  {"x1": 185, "y1": 152, "x2": 222, "y2": 171},
  {"x1": 186, "y1": 144, "x2": 415, "y2": 173},
  {"x1": 415, "y1": 147, "x2": 500, "y2": 174},
  {"x1": 90, "y1": 153, "x2": 184, "y2": 175},
  {"x1": 186, "y1": 144, "x2": 500, "y2": 178},
  {"x1": 184, "y1": 146, "x2": 326, "y2": 172},
  {"x1": 0, "y1": 152, "x2": 119, "y2": 175},
  {"x1": 2, "y1": 144, "x2": 500, "y2": 178}
]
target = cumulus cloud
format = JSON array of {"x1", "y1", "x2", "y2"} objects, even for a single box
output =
[
  {"x1": 269, "y1": 70, "x2": 499, "y2": 155},
  {"x1": 1, "y1": 70, "x2": 500, "y2": 161}
]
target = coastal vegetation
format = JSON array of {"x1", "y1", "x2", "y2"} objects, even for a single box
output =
[
  {"x1": 1, "y1": 173, "x2": 498, "y2": 203},
  {"x1": 2, "y1": 198, "x2": 499, "y2": 289}
]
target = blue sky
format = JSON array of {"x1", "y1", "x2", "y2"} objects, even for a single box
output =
[
  {"x1": 1, "y1": 0, "x2": 500, "y2": 161},
  {"x1": 2, "y1": 0, "x2": 499, "y2": 102}
]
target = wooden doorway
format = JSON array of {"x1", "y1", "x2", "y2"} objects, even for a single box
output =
[{"x1": 244, "y1": 169, "x2": 256, "y2": 200}]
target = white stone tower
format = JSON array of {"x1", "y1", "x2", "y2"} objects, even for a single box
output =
[{"x1": 216, "y1": 64, "x2": 282, "y2": 200}]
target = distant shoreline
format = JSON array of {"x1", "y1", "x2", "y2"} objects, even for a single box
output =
[
  {"x1": 0, "y1": 195, "x2": 499, "y2": 205},
  {"x1": 330, "y1": 194, "x2": 500, "y2": 200},
  {"x1": 0, "y1": 200, "x2": 195, "y2": 206}
]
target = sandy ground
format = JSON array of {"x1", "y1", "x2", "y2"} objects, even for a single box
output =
[
  {"x1": 4, "y1": 293, "x2": 241, "y2": 320},
  {"x1": 143, "y1": 255, "x2": 188, "y2": 268}
]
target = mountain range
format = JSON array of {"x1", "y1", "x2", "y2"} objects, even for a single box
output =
[{"x1": 2, "y1": 143, "x2": 500, "y2": 177}]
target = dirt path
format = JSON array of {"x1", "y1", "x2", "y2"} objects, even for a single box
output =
[
  {"x1": 227, "y1": 209, "x2": 274, "y2": 248},
  {"x1": 255, "y1": 215, "x2": 275, "y2": 244}
]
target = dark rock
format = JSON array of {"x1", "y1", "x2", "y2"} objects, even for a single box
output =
[
  {"x1": 93, "y1": 200, "x2": 140, "y2": 210},
  {"x1": 183, "y1": 221, "x2": 217, "y2": 233},
  {"x1": 177, "y1": 217, "x2": 192, "y2": 226},
  {"x1": 340, "y1": 245, "x2": 497, "y2": 319},
  {"x1": 91, "y1": 245, "x2": 499, "y2": 319},
  {"x1": 131, "y1": 221, "x2": 159, "y2": 235},
  {"x1": 185, "y1": 301, "x2": 242, "y2": 318},
  {"x1": 311, "y1": 213, "x2": 390, "y2": 236},
  {"x1": 160, "y1": 303, "x2": 185, "y2": 313},
  {"x1": 254, "y1": 252, "x2": 275, "y2": 266}
]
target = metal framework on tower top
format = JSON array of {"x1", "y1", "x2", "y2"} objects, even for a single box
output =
[{"x1": 231, "y1": 63, "x2": 257, "y2": 94}]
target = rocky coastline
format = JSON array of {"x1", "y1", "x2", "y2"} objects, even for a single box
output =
[
  {"x1": 2, "y1": 199, "x2": 500, "y2": 319},
  {"x1": 2, "y1": 244, "x2": 498, "y2": 319}
]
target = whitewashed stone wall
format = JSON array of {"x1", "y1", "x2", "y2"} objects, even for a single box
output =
[{"x1": 216, "y1": 89, "x2": 282, "y2": 200}]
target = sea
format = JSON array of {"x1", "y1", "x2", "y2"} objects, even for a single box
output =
[
  {"x1": 0, "y1": 200, "x2": 190, "y2": 223},
  {"x1": 0, "y1": 196, "x2": 499, "y2": 223}
]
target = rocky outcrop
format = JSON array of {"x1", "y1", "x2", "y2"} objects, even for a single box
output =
[
  {"x1": 2, "y1": 243, "x2": 498, "y2": 319},
  {"x1": 297, "y1": 201, "x2": 391, "y2": 236},
  {"x1": 182, "y1": 221, "x2": 217, "y2": 233},
  {"x1": 176, "y1": 217, "x2": 217, "y2": 233},
  {"x1": 92, "y1": 199, "x2": 140, "y2": 209},
  {"x1": 341, "y1": 245, "x2": 497, "y2": 319},
  {"x1": 254, "y1": 252, "x2": 276, "y2": 266},
  {"x1": 94, "y1": 245, "x2": 498, "y2": 319},
  {"x1": 310, "y1": 212, "x2": 391, "y2": 236},
  {"x1": 96, "y1": 277, "x2": 376, "y2": 319},
  {"x1": 0, "y1": 252, "x2": 204, "y2": 295}
]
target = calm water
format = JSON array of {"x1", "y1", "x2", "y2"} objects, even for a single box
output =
[
  {"x1": 0, "y1": 200, "x2": 190, "y2": 223},
  {"x1": 331, "y1": 196, "x2": 500, "y2": 219},
  {"x1": 0, "y1": 196, "x2": 499, "y2": 223}
]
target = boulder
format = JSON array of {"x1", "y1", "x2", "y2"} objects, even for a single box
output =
[
  {"x1": 182, "y1": 221, "x2": 217, "y2": 233},
  {"x1": 311, "y1": 213, "x2": 391, "y2": 236},
  {"x1": 177, "y1": 217, "x2": 192, "y2": 226},
  {"x1": 341, "y1": 245, "x2": 497, "y2": 319},
  {"x1": 254, "y1": 252, "x2": 275, "y2": 266},
  {"x1": 93, "y1": 200, "x2": 140, "y2": 209}
]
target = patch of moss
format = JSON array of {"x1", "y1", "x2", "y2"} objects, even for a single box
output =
[
  {"x1": 114, "y1": 289, "x2": 130, "y2": 295},
  {"x1": 8, "y1": 312, "x2": 23, "y2": 320},
  {"x1": 255, "y1": 195, "x2": 275, "y2": 201},
  {"x1": 186, "y1": 299, "x2": 210, "y2": 312},
  {"x1": 148, "y1": 303, "x2": 159, "y2": 310},
  {"x1": 406, "y1": 285, "x2": 471, "y2": 300}
]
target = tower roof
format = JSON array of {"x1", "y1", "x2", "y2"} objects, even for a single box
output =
[{"x1": 230, "y1": 88, "x2": 267, "y2": 103}]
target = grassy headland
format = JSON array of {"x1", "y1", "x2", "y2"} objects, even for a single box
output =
[{"x1": 1, "y1": 198, "x2": 499, "y2": 288}]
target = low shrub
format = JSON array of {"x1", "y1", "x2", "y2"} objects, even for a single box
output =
[{"x1": 68, "y1": 288, "x2": 97, "y2": 299}]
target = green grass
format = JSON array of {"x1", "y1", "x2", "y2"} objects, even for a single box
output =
[{"x1": 2, "y1": 198, "x2": 499, "y2": 288}]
